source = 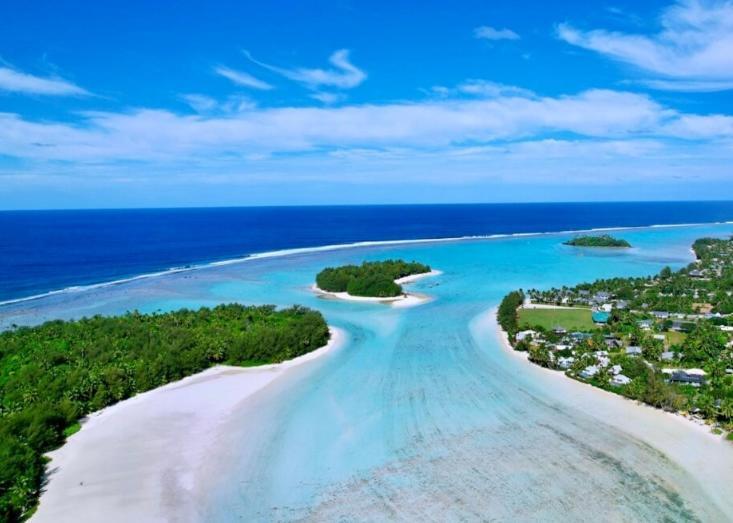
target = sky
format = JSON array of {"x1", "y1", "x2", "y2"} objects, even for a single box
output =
[{"x1": 1, "y1": 0, "x2": 733, "y2": 209}]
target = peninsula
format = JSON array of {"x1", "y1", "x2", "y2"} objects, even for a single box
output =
[
  {"x1": 563, "y1": 234, "x2": 631, "y2": 248},
  {"x1": 0, "y1": 304, "x2": 331, "y2": 521},
  {"x1": 499, "y1": 236, "x2": 733, "y2": 440}
]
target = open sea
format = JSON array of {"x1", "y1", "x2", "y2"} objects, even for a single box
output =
[
  {"x1": 3, "y1": 201, "x2": 733, "y2": 304},
  {"x1": 5, "y1": 202, "x2": 733, "y2": 521}
]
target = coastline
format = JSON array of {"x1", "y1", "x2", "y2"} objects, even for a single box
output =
[
  {"x1": 311, "y1": 269, "x2": 441, "y2": 308},
  {"x1": 485, "y1": 308, "x2": 733, "y2": 515},
  {"x1": 31, "y1": 327, "x2": 346, "y2": 523},
  {"x1": 3, "y1": 220, "x2": 728, "y2": 308}
]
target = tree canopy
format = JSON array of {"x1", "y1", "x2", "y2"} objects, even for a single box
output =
[
  {"x1": 316, "y1": 259, "x2": 431, "y2": 298},
  {"x1": 0, "y1": 304, "x2": 329, "y2": 522},
  {"x1": 563, "y1": 235, "x2": 631, "y2": 248}
]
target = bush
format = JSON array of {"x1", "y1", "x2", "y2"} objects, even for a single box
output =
[{"x1": 498, "y1": 291, "x2": 525, "y2": 340}]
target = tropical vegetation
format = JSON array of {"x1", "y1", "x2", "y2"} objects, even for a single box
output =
[
  {"x1": 0, "y1": 304, "x2": 329, "y2": 522},
  {"x1": 316, "y1": 259, "x2": 431, "y2": 298},
  {"x1": 563, "y1": 234, "x2": 631, "y2": 248}
]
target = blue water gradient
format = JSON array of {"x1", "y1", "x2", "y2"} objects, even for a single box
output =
[
  {"x1": 2, "y1": 201, "x2": 733, "y2": 302},
  {"x1": 3, "y1": 223, "x2": 733, "y2": 520}
]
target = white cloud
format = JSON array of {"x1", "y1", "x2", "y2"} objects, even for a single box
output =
[
  {"x1": 432, "y1": 79, "x2": 535, "y2": 98},
  {"x1": 1, "y1": 88, "x2": 729, "y2": 169},
  {"x1": 245, "y1": 49, "x2": 366, "y2": 89},
  {"x1": 557, "y1": 0, "x2": 733, "y2": 91},
  {"x1": 474, "y1": 26, "x2": 520, "y2": 41},
  {"x1": 181, "y1": 93, "x2": 256, "y2": 114},
  {"x1": 214, "y1": 66, "x2": 273, "y2": 90},
  {"x1": 310, "y1": 92, "x2": 346, "y2": 105},
  {"x1": 0, "y1": 66, "x2": 88, "y2": 96}
]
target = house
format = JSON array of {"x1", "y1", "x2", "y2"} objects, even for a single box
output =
[
  {"x1": 653, "y1": 334, "x2": 666, "y2": 342},
  {"x1": 596, "y1": 355, "x2": 610, "y2": 367},
  {"x1": 553, "y1": 325, "x2": 567, "y2": 335},
  {"x1": 611, "y1": 374, "x2": 631, "y2": 386},
  {"x1": 610, "y1": 364, "x2": 623, "y2": 375},
  {"x1": 558, "y1": 356, "x2": 575, "y2": 369},
  {"x1": 661, "y1": 351, "x2": 676, "y2": 361},
  {"x1": 600, "y1": 303, "x2": 613, "y2": 313},
  {"x1": 594, "y1": 292, "x2": 611, "y2": 303},
  {"x1": 604, "y1": 336, "x2": 622, "y2": 349},
  {"x1": 592, "y1": 311, "x2": 610, "y2": 324},
  {"x1": 615, "y1": 300, "x2": 628, "y2": 310},
  {"x1": 570, "y1": 331, "x2": 592, "y2": 342},
  {"x1": 652, "y1": 311, "x2": 670, "y2": 319},
  {"x1": 626, "y1": 346, "x2": 643, "y2": 356},
  {"x1": 688, "y1": 269, "x2": 704, "y2": 278},
  {"x1": 579, "y1": 365, "x2": 599, "y2": 379},
  {"x1": 668, "y1": 369, "x2": 706, "y2": 386},
  {"x1": 516, "y1": 330, "x2": 538, "y2": 342},
  {"x1": 637, "y1": 319, "x2": 653, "y2": 330}
]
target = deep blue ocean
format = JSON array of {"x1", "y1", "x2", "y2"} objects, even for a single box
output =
[{"x1": 2, "y1": 201, "x2": 733, "y2": 303}]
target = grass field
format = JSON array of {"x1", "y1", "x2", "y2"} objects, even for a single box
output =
[
  {"x1": 665, "y1": 330, "x2": 687, "y2": 347},
  {"x1": 518, "y1": 307, "x2": 596, "y2": 331}
]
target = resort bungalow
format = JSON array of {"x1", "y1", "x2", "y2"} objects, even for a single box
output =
[
  {"x1": 688, "y1": 269, "x2": 705, "y2": 278},
  {"x1": 579, "y1": 365, "x2": 599, "y2": 379},
  {"x1": 610, "y1": 364, "x2": 623, "y2": 375},
  {"x1": 592, "y1": 311, "x2": 610, "y2": 324},
  {"x1": 611, "y1": 374, "x2": 631, "y2": 386},
  {"x1": 625, "y1": 346, "x2": 643, "y2": 356},
  {"x1": 553, "y1": 325, "x2": 568, "y2": 335},
  {"x1": 652, "y1": 311, "x2": 670, "y2": 319},
  {"x1": 661, "y1": 351, "x2": 676, "y2": 361}
]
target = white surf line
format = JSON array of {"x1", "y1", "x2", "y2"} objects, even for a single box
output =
[{"x1": 3, "y1": 220, "x2": 731, "y2": 308}]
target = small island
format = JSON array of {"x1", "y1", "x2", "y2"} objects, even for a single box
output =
[
  {"x1": 314, "y1": 259, "x2": 437, "y2": 303},
  {"x1": 563, "y1": 234, "x2": 631, "y2": 248}
]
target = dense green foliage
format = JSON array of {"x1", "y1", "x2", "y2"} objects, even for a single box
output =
[
  {"x1": 498, "y1": 291, "x2": 524, "y2": 340},
  {"x1": 316, "y1": 259, "x2": 431, "y2": 297},
  {"x1": 0, "y1": 304, "x2": 329, "y2": 522},
  {"x1": 563, "y1": 234, "x2": 631, "y2": 248}
]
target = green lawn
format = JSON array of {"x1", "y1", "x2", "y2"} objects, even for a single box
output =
[
  {"x1": 665, "y1": 330, "x2": 687, "y2": 347},
  {"x1": 518, "y1": 307, "x2": 596, "y2": 331}
]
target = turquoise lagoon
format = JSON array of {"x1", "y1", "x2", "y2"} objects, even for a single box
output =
[{"x1": 4, "y1": 223, "x2": 733, "y2": 521}]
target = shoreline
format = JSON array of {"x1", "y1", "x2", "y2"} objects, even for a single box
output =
[
  {"x1": 31, "y1": 327, "x2": 346, "y2": 523},
  {"x1": 3, "y1": 220, "x2": 730, "y2": 308},
  {"x1": 311, "y1": 269, "x2": 441, "y2": 308},
  {"x1": 491, "y1": 309, "x2": 719, "y2": 441},
  {"x1": 486, "y1": 308, "x2": 733, "y2": 515}
]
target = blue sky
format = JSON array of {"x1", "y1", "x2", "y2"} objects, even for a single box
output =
[{"x1": 1, "y1": 0, "x2": 732, "y2": 209}]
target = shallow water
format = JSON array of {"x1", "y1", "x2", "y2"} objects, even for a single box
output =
[{"x1": 4, "y1": 224, "x2": 733, "y2": 521}]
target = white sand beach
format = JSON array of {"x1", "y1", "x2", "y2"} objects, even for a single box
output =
[
  {"x1": 486, "y1": 309, "x2": 733, "y2": 516},
  {"x1": 31, "y1": 327, "x2": 346, "y2": 523},
  {"x1": 312, "y1": 269, "x2": 441, "y2": 308}
]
